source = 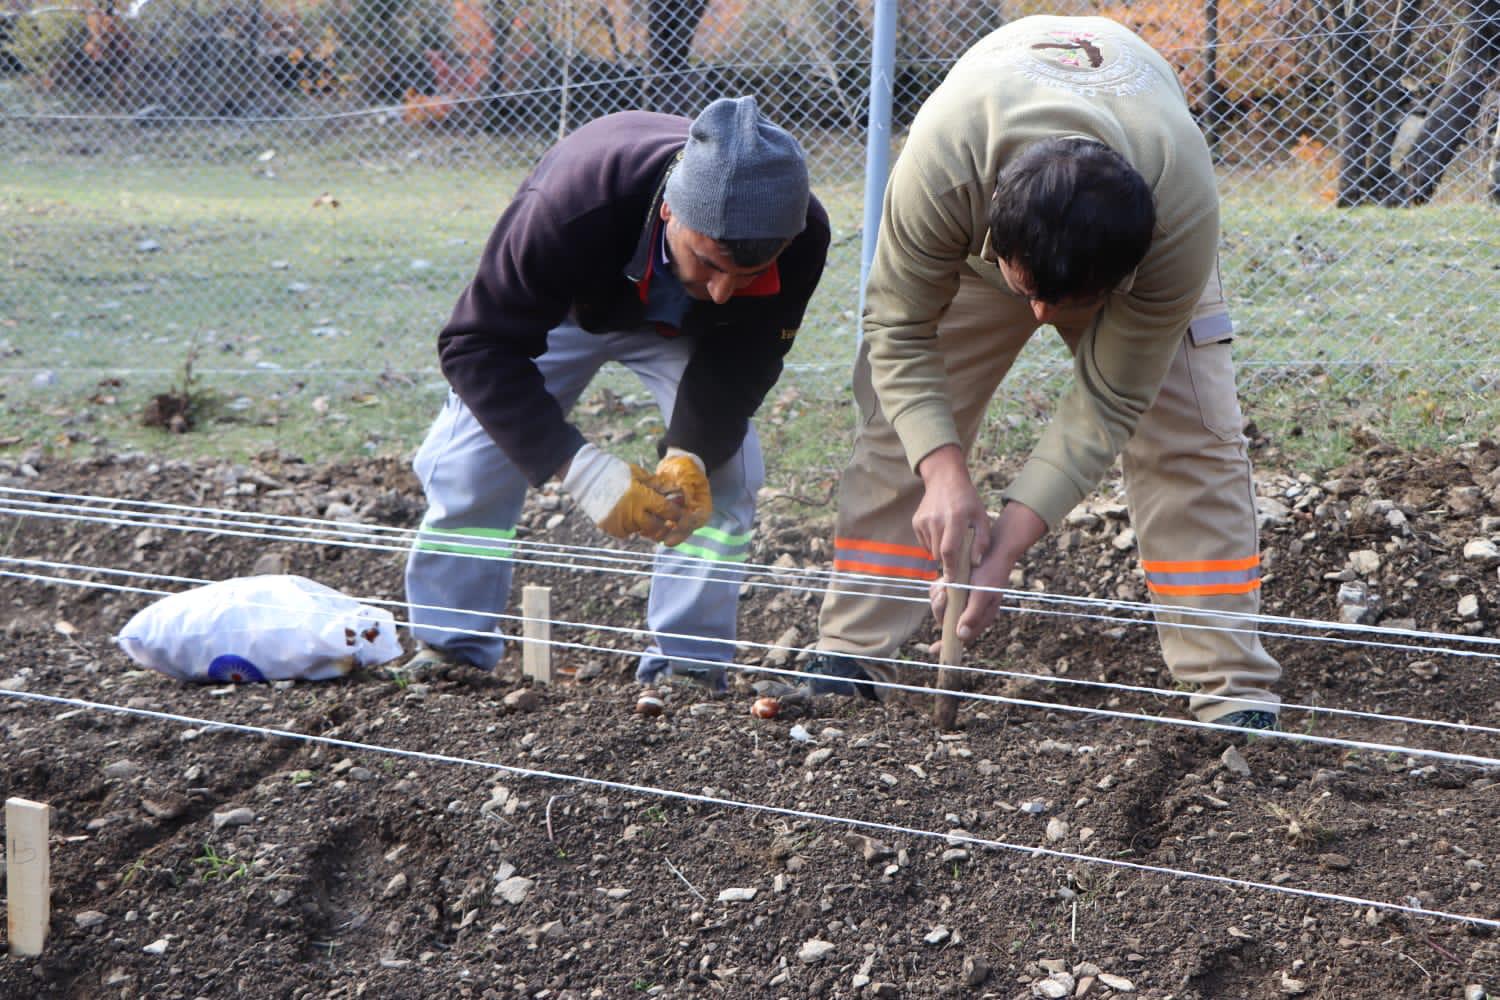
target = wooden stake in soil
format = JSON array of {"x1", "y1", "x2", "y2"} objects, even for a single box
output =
[
  {"x1": 522, "y1": 584, "x2": 552, "y2": 684},
  {"x1": 932, "y1": 531, "x2": 974, "y2": 731},
  {"x1": 5, "y1": 797, "x2": 51, "y2": 957}
]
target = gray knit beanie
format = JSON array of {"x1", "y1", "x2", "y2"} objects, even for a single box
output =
[{"x1": 664, "y1": 96, "x2": 810, "y2": 243}]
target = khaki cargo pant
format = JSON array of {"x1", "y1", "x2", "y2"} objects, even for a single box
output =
[{"x1": 817, "y1": 267, "x2": 1281, "y2": 722}]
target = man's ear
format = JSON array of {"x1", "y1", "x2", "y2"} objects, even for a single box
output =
[{"x1": 659, "y1": 201, "x2": 672, "y2": 223}]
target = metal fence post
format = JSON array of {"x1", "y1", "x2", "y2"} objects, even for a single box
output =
[{"x1": 858, "y1": 0, "x2": 898, "y2": 348}]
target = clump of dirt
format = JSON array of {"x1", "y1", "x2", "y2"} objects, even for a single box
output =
[
  {"x1": 140, "y1": 391, "x2": 193, "y2": 433},
  {"x1": 0, "y1": 443, "x2": 1496, "y2": 999}
]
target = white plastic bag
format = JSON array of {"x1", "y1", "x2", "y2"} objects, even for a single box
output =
[{"x1": 116, "y1": 575, "x2": 402, "y2": 683}]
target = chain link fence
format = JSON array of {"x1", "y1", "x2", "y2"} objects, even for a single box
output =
[{"x1": 2, "y1": 0, "x2": 1498, "y2": 456}]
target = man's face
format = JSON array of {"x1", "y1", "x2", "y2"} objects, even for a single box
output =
[
  {"x1": 997, "y1": 257, "x2": 1110, "y2": 328},
  {"x1": 660, "y1": 203, "x2": 778, "y2": 305}
]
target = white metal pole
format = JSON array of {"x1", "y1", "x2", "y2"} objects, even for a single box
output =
[{"x1": 858, "y1": 0, "x2": 898, "y2": 348}]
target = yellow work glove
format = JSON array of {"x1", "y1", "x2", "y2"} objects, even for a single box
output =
[
  {"x1": 561, "y1": 443, "x2": 683, "y2": 542},
  {"x1": 654, "y1": 448, "x2": 712, "y2": 547}
]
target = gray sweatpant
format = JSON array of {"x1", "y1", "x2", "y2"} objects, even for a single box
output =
[{"x1": 404, "y1": 320, "x2": 762, "y2": 684}]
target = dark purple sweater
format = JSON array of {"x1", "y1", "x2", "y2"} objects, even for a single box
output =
[{"x1": 436, "y1": 111, "x2": 831, "y2": 486}]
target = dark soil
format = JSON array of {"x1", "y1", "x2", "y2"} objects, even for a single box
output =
[{"x1": 0, "y1": 441, "x2": 1497, "y2": 1000}]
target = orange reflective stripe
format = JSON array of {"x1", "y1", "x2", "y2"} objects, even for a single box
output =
[
  {"x1": 1148, "y1": 580, "x2": 1262, "y2": 597},
  {"x1": 836, "y1": 536, "x2": 934, "y2": 560},
  {"x1": 833, "y1": 559, "x2": 939, "y2": 581},
  {"x1": 1140, "y1": 555, "x2": 1260, "y2": 573}
]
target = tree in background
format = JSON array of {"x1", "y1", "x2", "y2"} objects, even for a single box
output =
[
  {"x1": 644, "y1": 0, "x2": 706, "y2": 116},
  {"x1": 1319, "y1": 0, "x2": 1498, "y2": 206},
  {"x1": 1398, "y1": 0, "x2": 1500, "y2": 204}
]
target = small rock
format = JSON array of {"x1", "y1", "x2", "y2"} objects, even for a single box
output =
[
  {"x1": 251, "y1": 552, "x2": 289, "y2": 576},
  {"x1": 923, "y1": 925, "x2": 950, "y2": 946},
  {"x1": 805, "y1": 747, "x2": 834, "y2": 768},
  {"x1": 717, "y1": 887, "x2": 757, "y2": 902},
  {"x1": 1220, "y1": 746, "x2": 1251, "y2": 777},
  {"x1": 381, "y1": 873, "x2": 408, "y2": 899},
  {"x1": 74, "y1": 910, "x2": 107, "y2": 929},
  {"x1": 504, "y1": 688, "x2": 539, "y2": 711},
  {"x1": 1318, "y1": 853, "x2": 1352, "y2": 871},
  {"x1": 140, "y1": 797, "x2": 184, "y2": 820},
  {"x1": 1097, "y1": 972, "x2": 1135, "y2": 992},
  {"x1": 1033, "y1": 978, "x2": 1071, "y2": 999},
  {"x1": 870, "y1": 985, "x2": 900, "y2": 1000},
  {"x1": 1348, "y1": 549, "x2": 1381, "y2": 575},
  {"x1": 962, "y1": 954, "x2": 990, "y2": 987},
  {"x1": 495, "y1": 875, "x2": 535, "y2": 905},
  {"x1": 142, "y1": 938, "x2": 169, "y2": 955},
  {"x1": 764, "y1": 626, "x2": 800, "y2": 665},
  {"x1": 103, "y1": 760, "x2": 138, "y2": 779},
  {"x1": 856, "y1": 836, "x2": 896, "y2": 863},
  {"x1": 1045, "y1": 818, "x2": 1070, "y2": 842},
  {"x1": 1463, "y1": 539, "x2": 1500, "y2": 564},
  {"x1": 211, "y1": 807, "x2": 254, "y2": 831},
  {"x1": 1280, "y1": 971, "x2": 1309, "y2": 995},
  {"x1": 136, "y1": 239, "x2": 161, "y2": 253},
  {"x1": 798, "y1": 939, "x2": 835, "y2": 963},
  {"x1": 1463, "y1": 986, "x2": 1485, "y2": 1000},
  {"x1": 1457, "y1": 594, "x2": 1481, "y2": 621}
]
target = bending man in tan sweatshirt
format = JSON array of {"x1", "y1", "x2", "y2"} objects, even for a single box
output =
[{"x1": 805, "y1": 15, "x2": 1280, "y2": 730}]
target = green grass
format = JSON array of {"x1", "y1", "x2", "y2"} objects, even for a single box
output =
[{"x1": 2, "y1": 150, "x2": 1496, "y2": 475}]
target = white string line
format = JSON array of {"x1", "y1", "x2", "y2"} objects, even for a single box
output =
[
  {"x1": 10, "y1": 554, "x2": 1500, "y2": 741},
  {"x1": 7, "y1": 501, "x2": 1500, "y2": 682},
  {"x1": 6, "y1": 497, "x2": 1500, "y2": 686},
  {"x1": 0, "y1": 687, "x2": 1494, "y2": 931},
  {"x1": 6, "y1": 565, "x2": 1499, "y2": 767},
  {"x1": 7, "y1": 486, "x2": 1499, "y2": 654}
]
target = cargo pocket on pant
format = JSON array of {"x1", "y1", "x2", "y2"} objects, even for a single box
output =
[{"x1": 1183, "y1": 337, "x2": 1245, "y2": 443}]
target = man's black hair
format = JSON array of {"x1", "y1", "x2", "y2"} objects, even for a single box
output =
[
  {"x1": 988, "y1": 137, "x2": 1155, "y2": 304},
  {"x1": 720, "y1": 236, "x2": 790, "y2": 269}
]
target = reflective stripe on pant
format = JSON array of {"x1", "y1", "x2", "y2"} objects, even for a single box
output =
[
  {"x1": 404, "y1": 319, "x2": 762, "y2": 673},
  {"x1": 817, "y1": 268, "x2": 1280, "y2": 720}
]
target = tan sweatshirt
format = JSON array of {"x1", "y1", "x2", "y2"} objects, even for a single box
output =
[{"x1": 864, "y1": 15, "x2": 1221, "y2": 529}]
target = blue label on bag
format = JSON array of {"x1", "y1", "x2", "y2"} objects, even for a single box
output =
[{"x1": 207, "y1": 654, "x2": 268, "y2": 684}]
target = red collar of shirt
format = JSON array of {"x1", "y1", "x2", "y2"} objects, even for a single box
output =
[{"x1": 636, "y1": 223, "x2": 783, "y2": 302}]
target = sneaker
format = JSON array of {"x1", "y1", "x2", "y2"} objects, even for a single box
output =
[
  {"x1": 803, "y1": 652, "x2": 879, "y2": 702},
  {"x1": 668, "y1": 662, "x2": 728, "y2": 694},
  {"x1": 388, "y1": 642, "x2": 472, "y2": 681},
  {"x1": 636, "y1": 658, "x2": 727, "y2": 693},
  {"x1": 1215, "y1": 709, "x2": 1279, "y2": 733}
]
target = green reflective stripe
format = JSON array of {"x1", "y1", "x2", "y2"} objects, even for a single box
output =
[
  {"x1": 416, "y1": 525, "x2": 516, "y2": 558},
  {"x1": 674, "y1": 541, "x2": 749, "y2": 563},
  {"x1": 693, "y1": 524, "x2": 752, "y2": 547},
  {"x1": 673, "y1": 523, "x2": 753, "y2": 563}
]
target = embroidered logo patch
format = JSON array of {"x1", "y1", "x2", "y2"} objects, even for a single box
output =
[{"x1": 1012, "y1": 29, "x2": 1155, "y2": 98}]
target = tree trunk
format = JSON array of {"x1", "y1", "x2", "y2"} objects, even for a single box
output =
[
  {"x1": 1401, "y1": 0, "x2": 1500, "y2": 204},
  {"x1": 1319, "y1": 0, "x2": 1421, "y2": 206},
  {"x1": 645, "y1": 0, "x2": 708, "y2": 117},
  {"x1": 1203, "y1": 0, "x2": 1225, "y2": 153},
  {"x1": 1489, "y1": 105, "x2": 1500, "y2": 204}
]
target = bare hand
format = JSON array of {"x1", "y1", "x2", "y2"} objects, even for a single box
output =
[
  {"x1": 912, "y1": 444, "x2": 990, "y2": 580},
  {"x1": 927, "y1": 501, "x2": 1047, "y2": 652}
]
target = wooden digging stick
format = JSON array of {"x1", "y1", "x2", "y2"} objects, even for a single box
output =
[{"x1": 932, "y1": 529, "x2": 974, "y2": 730}]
